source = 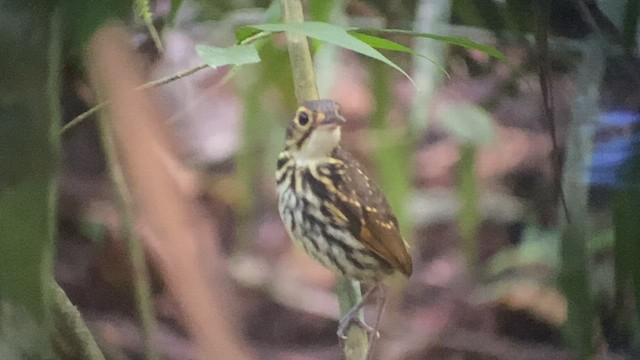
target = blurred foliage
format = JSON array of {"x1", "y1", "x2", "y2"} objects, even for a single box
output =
[
  {"x1": 0, "y1": 0, "x2": 62, "y2": 356},
  {"x1": 2, "y1": 0, "x2": 639, "y2": 358}
]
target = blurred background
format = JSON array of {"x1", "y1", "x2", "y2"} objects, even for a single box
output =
[{"x1": 2, "y1": 0, "x2": 640, "y2": 359}]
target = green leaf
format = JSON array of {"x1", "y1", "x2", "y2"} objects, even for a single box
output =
[
  {"x1": 309, "y1": 0, "x2": 335, "y2": 22},
  {"x1": 134, "y1": 0, "x2": 153, "y2": 23},
  {"x1": 196, "y1": 44, "x2": 261, "y2": 68},
  {"x1": 247, "y1": 22, "x2": 415, "y2": 85},
  {"x1": 235, "y1": 27, "x2": 266, "y2": 45},
  {"x1": 265, "y1": 0, "x2": 282, "y2": 23},
  {"x1": 0, "y1": 3, "x2": 62, "y2": 355},
  {"x1": 354, "y1": 28, "x2": 508, "y2": 62},
  {"x1": 349, "y1": 32, "x2": 449, "y2": 77},
  {"x1": 439, "y1": 103, "x2": 495, "y2": 145},
  {"x1": 168, "y1": 0, "x2": 185, "y2": 26}
]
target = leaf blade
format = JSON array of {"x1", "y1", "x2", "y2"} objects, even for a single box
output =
[
  {"x1": 439, "y1": 103, "x2": 496, "y2": 145},
  {"x1": 349, "y1": 32, "x2": 449, "y2": 78},
  {"x1": 354, "y1": 28, "x2": 507, "y2": 62},
  {"x1": 196, "y1": 44, "x2": 261, "y2": 68},
  {"x1": 250, "y1": 22, "x2": 415, "y2": 84}
]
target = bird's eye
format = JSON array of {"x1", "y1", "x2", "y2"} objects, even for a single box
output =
[{"x1": 298, "y1": 112, "x2": 310, "y2": 126}]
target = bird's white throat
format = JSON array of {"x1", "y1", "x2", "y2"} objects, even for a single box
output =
[{"x1": 293, "y1": 126, "x2": 341, "y2": 162}]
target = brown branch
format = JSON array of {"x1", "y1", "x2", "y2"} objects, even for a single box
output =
[{"x1": 86, "y1": 25, "x2": 254, "y2": 360}]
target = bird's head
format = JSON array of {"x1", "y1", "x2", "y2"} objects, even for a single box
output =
[{"x1": 284, "y1": 99, "x2": 346, "y2": 160}]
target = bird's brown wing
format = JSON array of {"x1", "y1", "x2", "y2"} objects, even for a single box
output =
[{"x1": 330, "y1": 147, "x2": 413, "y2": 277}]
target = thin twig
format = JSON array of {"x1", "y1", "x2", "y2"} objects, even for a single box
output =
[
  {"x1": 145, "y1": 22, "x2": 165, "y2": 55},
  {"x1": 61, "y1": 28, "x2": 269, "y2": 136},
  {"x1": 135, "y1": 0, "x2": 165, "y2": 55},
  {"x1": 60, "y1": 64, "x2": 210, "y2": 135},
  {"x1": 280, "y1": 0, "x2": 319, "y2": 101},
  {"x1": 278, "y1": 0, "x2": 368, "y2": 358},
  {"x1": 535, "y1": 0, "x2": 571, "y2": 222}
]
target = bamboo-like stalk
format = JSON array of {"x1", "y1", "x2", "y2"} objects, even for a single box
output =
[
  {"x1": 51, "y1": 283, "x2": 106, "y2": 360},
  {"x1": 279, "y1": 0, "x2": 368, "y2": 358},
  {"x1": 48, "y1": 9, "x2": 105, "y2": 360},
  {"x1": 280, "y1": 0, "x2": 319, "y2": 101}
]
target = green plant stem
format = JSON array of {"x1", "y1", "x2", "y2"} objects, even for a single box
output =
[
  {"x1": 335, "y1": 278, "x2": 368, "y2": 360},
  {"x1": 456, "y1": 145, "x2": 479, "y2": 273},
  {"x1": 47, "y1": 11, "x2": 104, "y2": 359},
  {"x1": 279, "y1": 0, "x2": 367, "y2": 358},
  {"x1": 558, "y1": 34, "x2": 604, "y2": 359},
  {"x1": 135, "y1": 0, "x2": 164, "y2": 55},
  {"x1": 98, "y1": 118, "x2": 159, "y2": 360},
  {"x1": 47, "y1": 10, "x2": 103, "y2": 359},
  {"x1": 280, "y1": 0, "x2": 319, "y2": 101},
  {"x1": 51, "y1": 283, "x2": 106, "y2": 360}
]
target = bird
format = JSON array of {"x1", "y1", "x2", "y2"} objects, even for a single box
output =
[{"x1": 275, "y1": 99, "x2": 413, "y2": 344}]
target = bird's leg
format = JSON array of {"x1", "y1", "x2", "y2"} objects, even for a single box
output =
[{"x1": 337, "y1": 283, "x2": 379, "y2": 340}]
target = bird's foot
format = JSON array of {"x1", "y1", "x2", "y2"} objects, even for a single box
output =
[{"x1": 337, "y1": 314, "x2": 378, "y2": 342}]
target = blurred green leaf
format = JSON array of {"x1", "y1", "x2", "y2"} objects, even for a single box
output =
[
  {"x1": 456, "y1": 145, "x2": 480, "y2": 271},
  {"x1": 0, "y1": 301, "x2": 49, "y2": 359},
  {"x1": 134, "y1": 0, "x2": 153, "y2": 24},
  {"x1": 488, "y1": 227, "x2": 561, "y2": 277},
  {"x1": 243, "y1": 22, "x2": 415, "y2": 84},
  {"x1": 350, "y1": 32, "x2": 449, "y2": 76},
  {"x1": 196, "y1": 44, "x2": 261, "y2": 67},
  {"x1": 79, "y1": 217, "x2": 109, "y2": 244},
  {"x1": 309, "y1": 0, "x2": 335, "y2": 22},
  {"x1": 235, "y1": 27, "x2": 263, "y2": 44},
  {"x1": 265, "y1": 0, "x2": 282, "y2": 23},
  {"x1": 354, "y1": 28, "x2": 508, "y2": 62},
  {"x1": 452, "y1": 0, "x2": 505, "y2": 33},
  {"x1": 168, "y1": 0, "x2": 184, "y2": 25},
  {"x1": 0, "y1": 1, "x2": 62, "y2": 355},
  {"x1": 62, "y1": 0, "x2": 129, "y2": 58},
  {"x1": 439, "y1": 103, "x2": 495, "y2": 145}
]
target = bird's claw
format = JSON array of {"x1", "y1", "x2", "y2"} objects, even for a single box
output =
[{"x1": 337, "y1": 316, "x2": 378, "y2": 344}]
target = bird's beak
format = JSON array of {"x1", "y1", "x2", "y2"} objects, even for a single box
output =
[{"x1": 319, "y1": 113, "x2": 346, "y2": 128}]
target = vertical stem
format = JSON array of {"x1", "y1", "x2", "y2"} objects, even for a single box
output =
[
  {"x1": 280, "y1": 0, "x2": 319, "y2": 102},
  {"x1": 409, "y1": 0, "x2": 450, "y2": 134},
  {"x1": 51, "y1": 283, "x2": 106, "y2": 360},
  {"x1": 335, "y1": 278, "x2": 368, "y2": 360},
  {"x1": 98, "y1": 118, "x2": 159, "y2": 360},
  {"x1": 456, "y1": 145, "x2": 479, "y2": 272},
  {"x1": 558, "y1": 36, "x2": 604, "y2": 359},
  {"x1": 279, "y1": 0, "x2": 367, "y2": 358}
]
